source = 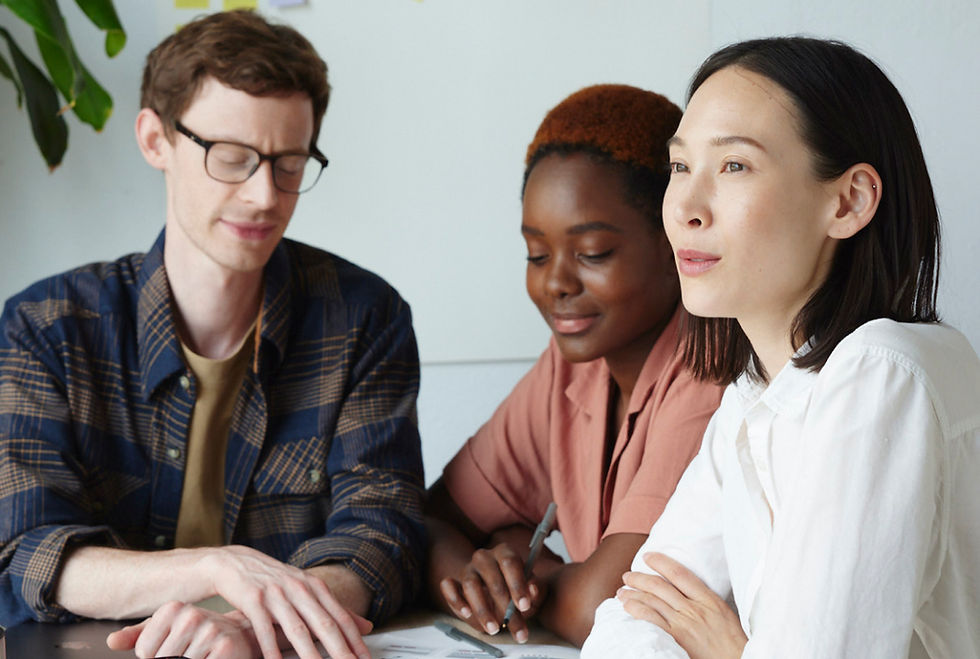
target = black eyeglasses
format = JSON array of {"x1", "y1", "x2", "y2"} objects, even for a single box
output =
[{"x1": 174, "y1": 120, "x2": 328, "y2": 194}]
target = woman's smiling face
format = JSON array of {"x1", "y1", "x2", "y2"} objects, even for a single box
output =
[
  {"x1": 663, "y1": 66, "x2": 840, "y2": 334},
  {"x1": 522, "y1": 152, "x2": 679, "y2": 368}
]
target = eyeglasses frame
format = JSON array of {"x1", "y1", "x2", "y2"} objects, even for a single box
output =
[{"x1": 173, "y1": 120, "x2": 328, "y2": 194}]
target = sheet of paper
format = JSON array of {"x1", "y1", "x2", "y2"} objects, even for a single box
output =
[{"x1": 282, "y1": 624, "x2": 580, "y2": 658}]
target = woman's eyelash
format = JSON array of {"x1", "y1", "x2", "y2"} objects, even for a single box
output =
[{"x1": 581, "y1": 249, "x2": 613, "y2": 262}]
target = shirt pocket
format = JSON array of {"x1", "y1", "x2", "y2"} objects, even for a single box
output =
[{"x1": 251, "y1": 434, "x2": 331, "y2": 497}]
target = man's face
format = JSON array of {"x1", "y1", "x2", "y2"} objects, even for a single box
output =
[{"x1": 161, "y1": 77, "x2": 315, "y2": 275}]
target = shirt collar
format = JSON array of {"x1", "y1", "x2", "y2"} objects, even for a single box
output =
[
  {"x1": 564, "y1": 304, "x2": 684, "y2": 414},
  {"x1": 137, "y1": 230, "x2": 184, "y2": 399},
  {"x1": 733, "y1": 339, "x2": 817, "y2": 416},
  {"x1": 136, "y1": 230, "x2": 294, "y2": 398},
  {"x1": 253, "y1": 238, "x2": 293, "y2": 378}
]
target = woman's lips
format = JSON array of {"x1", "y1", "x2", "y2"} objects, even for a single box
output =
[
  {"x1": 675, "y1": 248, "x2": 720, "y2": 276},
  {"x1": 551, "y1": 313, "x2": 598, "y2": 335}
]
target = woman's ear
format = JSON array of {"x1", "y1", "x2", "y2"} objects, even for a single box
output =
[
  {"x1": 828, "y1": 163, "x2": 881, "y2": 239},
  {"x1": 135, "y1": 108, "x2": 171, "y2": 171}
]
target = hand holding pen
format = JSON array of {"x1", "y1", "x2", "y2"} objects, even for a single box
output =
[
  {"x1": 437, "y1": 502, "x2": 559, "y2": 644},
  {"x1": 501, "y1": 502, "x2": 558, "y2": 629}
]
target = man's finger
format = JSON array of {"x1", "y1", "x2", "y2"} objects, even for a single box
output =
[
  {"x1": 307, "y1": 578, "x2": 370, "y2": 658},
  {"x1": 239, "y1": 598, "x2": 284, "y2": 659},
  {"x1": 105, "y1": 620, "x2": 148, "y2": 650}
]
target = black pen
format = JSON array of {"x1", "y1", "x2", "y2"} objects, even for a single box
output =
[
  {"x1": 435, "y1": 620, "x2": 505, "y2": 657},
  {"x1": 501, "y1": 502, "x2": 558, "y2": 628}
]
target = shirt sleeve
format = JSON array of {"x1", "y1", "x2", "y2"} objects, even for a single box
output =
[
  {"x1": 742, "y1": 342, "x2": 944, "y2": 658},
  {"x1": 441, "y1": 344, "x2": 556, "y2": 533},
  {"x1": 286, "y1": 293, "x2": 426, "y2": 624},
  {"x1": 582, "y1": 409, "x2": 731, "y2": 658},
  {"x1": 0, "y1": 305, "x2": 126, "y2": 626},
  {"x1": 604, "y1": 366, "x2": 722, "y2": 538}
]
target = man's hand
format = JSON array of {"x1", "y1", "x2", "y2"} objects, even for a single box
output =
[
  {"x1": 107, "y1": 604, "x2": 260, "y2": 659},
  {"x1": 439, "y1": 542, "x2": 546, "y2": 644},
  {"x1": 200, "y1": 545, "x2": 372, "y2": 659},
  {"x1": 618, "y1": 552, "x2": 747, "y2": 659}
]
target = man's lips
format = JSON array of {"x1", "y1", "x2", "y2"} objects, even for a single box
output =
[
  {"x1": 675, "y1": 248, "x2": 721, "y2": 276},
  {"x1": 550, "y1": 313, "x2": 598, "y2": 335},
  {"x1": 221, "y1": 219, "x2": 277, "y2": 240}
]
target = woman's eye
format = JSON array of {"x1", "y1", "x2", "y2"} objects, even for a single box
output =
[
  {"x1": 724, "y1": 161, "x2": 745, "y2": 173},
  {"x1": 581, "y1": 249, "x2": 613, "y2": 263},
  {"x1": 669, "y1": 161, "x2": 688, "y2": 174},
  {"x1": 526, "y1": 254, "x2": 547, "y2": 265}
]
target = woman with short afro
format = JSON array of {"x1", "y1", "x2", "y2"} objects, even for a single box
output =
[{"x1": 425, "y1": 84, "x2": 724, "y2": 646}]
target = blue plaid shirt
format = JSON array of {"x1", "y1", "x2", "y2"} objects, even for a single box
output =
[{"x1": 0, "y1": 231, "x2": 425, "y2": 626}]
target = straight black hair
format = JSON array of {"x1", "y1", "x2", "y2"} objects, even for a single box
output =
[{"x1": 682, "y1": 37, "x2": 940, "y2": 384}]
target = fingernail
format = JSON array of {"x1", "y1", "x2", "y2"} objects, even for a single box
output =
[
  {"x1": 518, "y1": 597, "x2": 530, "y2": 611},
  {"x1": 486, "y1": 622, "x2": 500, "y2": 635},
  {"x1": 516, "y1": 629, "x2": 528, "y2": 644},
  {"x1": 460, "y1": 606, "x2": 472, "y2": 618},
  {"x1": 529, "y1": 584, "x2": 539, "y2": 598}
]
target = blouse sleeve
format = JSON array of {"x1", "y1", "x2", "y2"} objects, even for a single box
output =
[
  {"x1": 741, "y1": 341, "x2": 945, "y2": 658},
  {"x1": 441, "y1": 343, "x2": 557, "y2": 532},
  {"x1": 583, "y1": 406, "x2": 731, "y2": 658}
]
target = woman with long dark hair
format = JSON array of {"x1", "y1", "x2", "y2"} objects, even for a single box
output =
[{"x1": 583, "y1": 37, "x2": 980, "y2": 658}]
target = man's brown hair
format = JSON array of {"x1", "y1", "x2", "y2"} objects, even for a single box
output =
[{"x1": 140, "y1": 10, "x2": 330, "y2": 149}]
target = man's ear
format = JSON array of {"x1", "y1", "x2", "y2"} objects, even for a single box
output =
[
  {"x1": 135, "y1": 108, "x2": 172, "y2": 171},
  {"x1": 827, "y1": 163, "x2": 881, "y2": 240}
]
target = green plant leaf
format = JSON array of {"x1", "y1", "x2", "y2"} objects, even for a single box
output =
[
  {"x1": 2, "y1": 0, "x2": 66, "y2": 45},
  {"x1": 4, "y1": 0, "x2": 86, "y2": 102},
  {"x1": 0, "y1": 48, "x2": 25, "y2": 107},
  {"x1": 74, "y1": 0, "x2": 125, "y2": 57},
  {"x1": 36, "y1": 29, "x2": 112, "y2": 129},
  {"x1": 0, "y1": 26, "x2": 68, "y2": 169}
]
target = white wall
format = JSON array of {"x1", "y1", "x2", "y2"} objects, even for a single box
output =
[{"x1": 2, "y1": 1, "x2": 978, "y2": 480}]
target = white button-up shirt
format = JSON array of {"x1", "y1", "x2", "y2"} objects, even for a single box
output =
[{"x1": 583, "y1": 320, "x2": 980, "y2": 658}]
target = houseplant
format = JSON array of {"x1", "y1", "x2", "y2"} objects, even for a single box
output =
[{"x1": 0, "y1": 0, "x2": 125, "y2": 169}]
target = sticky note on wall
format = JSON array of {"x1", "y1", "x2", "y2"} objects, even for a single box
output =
[
  {"x1": 223, "y1": 0, "x2": 258, "y2": 9},
  {"x1": 175, "y1": 0, "x2": 209, "y2": 7}
]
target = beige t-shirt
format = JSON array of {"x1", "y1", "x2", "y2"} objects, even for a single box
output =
[{"x1": 174, "y1": 330, "x2": 254, "y2": 548}]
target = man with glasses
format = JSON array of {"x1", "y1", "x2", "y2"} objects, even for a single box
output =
[{"x1": 0, "y1": 10, "x2": 424, "y2": 659}]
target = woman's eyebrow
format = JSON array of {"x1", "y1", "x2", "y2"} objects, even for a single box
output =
[
  {"x1": 667, "y1": 134, "x2": 768, "y2": 153},
  {"x1": 710, "y1": 135, "x2": 767, "y2": 152},
  {"x1": 567, "y1": 221, "x2": 623, "y2": 235}
]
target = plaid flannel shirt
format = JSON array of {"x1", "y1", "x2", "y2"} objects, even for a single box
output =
[{"x1": 0, "y1": 231, "x2": 425, "y2": 626}]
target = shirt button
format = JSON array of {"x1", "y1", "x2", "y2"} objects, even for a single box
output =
[
  {"x1": 154, "y1": 535, "x2": 167, "y2": 548},
  {"x1": 309, "y1": 469, "x2": 321, "y2": 484},
  {"x1": 167, "y1": 447, "x2": 181, "y2": 460},
  {"x1": 179, "y1": 374, "x2": 191, "y2": 390}
]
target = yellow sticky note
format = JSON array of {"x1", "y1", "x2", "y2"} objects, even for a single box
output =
[
  {"x1": 175, "y1": 0, "x2": 209, "y2": 8},
  {"x1": 223, "y1": 0, "x2": 257, "y2": 9}
]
